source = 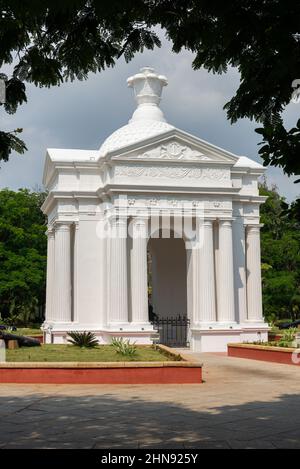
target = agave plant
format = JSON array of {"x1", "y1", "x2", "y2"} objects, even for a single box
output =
[
  {"x1": 278, "y1": 328, "x2": 298, "y2": 347},
  {"x1": 111, "y1": 337, "x2": 137, "y2": 356},
  {"x1": 67, "y1": 331, "x2": 98, "y2": 348}
]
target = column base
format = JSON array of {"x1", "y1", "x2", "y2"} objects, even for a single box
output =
[
  {"x1": 42, "y1": 322, "x2": 155, "y2": 345},
  {"x1": 190, "y1": 322, "x2": 269, "y2": 352},
  {"x1": 240, "y1": 321, "x2": 269, "y2": 343},
  {"x1": 243, "y1": 319, "x2": 267, "y2": 325},
  {"x1": 190, "y1": 328, "x2": 242, "y2": 352},
  {"x1": 106, "y1": 322, "x2": 154, "y2": 331},
  {"x1": 194, "y1": 321, "x2": 238, "y2": 330}
]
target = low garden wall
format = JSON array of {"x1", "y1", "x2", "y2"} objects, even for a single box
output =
[
  {"x1": 0, "y1": 345, "x2": 203, "y2": 384},
  {"x1": 228, "y1": 343, "x2": 300, "y2": 366}
]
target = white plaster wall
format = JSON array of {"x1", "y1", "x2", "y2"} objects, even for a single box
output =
[
  {"x1": 75, "y1": 218, "x2": 103, "y2": 325},
  {"x1": 57, "y1": 171, "x2": 79, "y2": 190},
  {"x1": 79, "y1": 170, "x2": 104, "y2": 190},
  {"x1": 240, "y1": 174, "x2": 259, "y2": 195}
]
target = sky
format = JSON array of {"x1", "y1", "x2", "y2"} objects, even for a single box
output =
[{"x1": 1, "y1": 34, "x2": 299, "y2": 202}]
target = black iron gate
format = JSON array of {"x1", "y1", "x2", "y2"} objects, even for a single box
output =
[{"x1": 152, "y1": 316, "x2": 190, "y2": 347}]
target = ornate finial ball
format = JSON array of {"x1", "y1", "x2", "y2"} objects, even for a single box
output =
[{"x1": 127, "y1": 67, "x2": 168, "y2": 106}]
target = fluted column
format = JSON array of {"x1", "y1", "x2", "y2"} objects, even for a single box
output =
[
  {"x1": 109, "y1": 218, "x2": 129, "y2": 324},
  {"x1": 186, "y1": 246, "x2": 193, "y2": 322},
  {"x1": 217, "y1": 220, "x2": 236, "y2": 323},
  {"x1": 72, "y1": 223, "x2": 79, "y2": 322},
  {"x1": 45, "y1": 228, "x2": 55, "y2": 321},
  {"x1": 53, "y1": 223, "x2": 72, "y2": 322},
  {"x1": 130, "y1": 217, "x2": 149, "y2": 324},
  {"x1": 193, "y1": 220, "x2": 216, "y2": 324},
  {"x1": 191, "y1": 245, "x2": 200, "y2": 324},
  {"x1": 246, "y1": 225, "x2": 264, "y2": 322},
  {"x1": 98, "y1": 217, "x2": 107, "y2": 326}
]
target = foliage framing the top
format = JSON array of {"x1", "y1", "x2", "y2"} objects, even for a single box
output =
[{"x1": 0, "y1": 0, "x2": 300, "y2": 180}]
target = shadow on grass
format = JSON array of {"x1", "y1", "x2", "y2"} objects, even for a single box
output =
[{"x1": 0, "y1": 389, "x2": 300, "y2": 449}]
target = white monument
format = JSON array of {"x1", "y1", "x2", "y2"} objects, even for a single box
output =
[{"x1": 42, "y1": 67, "x2": 268, "y2": 351}]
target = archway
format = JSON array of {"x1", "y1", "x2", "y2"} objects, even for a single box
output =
[{"x1": 147, "y1": 233, "x2": 189, "y2": 347}]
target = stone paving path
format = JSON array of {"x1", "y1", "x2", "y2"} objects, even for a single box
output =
[{"x1": 0, "y1": 352, "x2": 300, "y2": 449}]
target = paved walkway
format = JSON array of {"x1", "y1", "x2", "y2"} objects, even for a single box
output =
[{"x1": 0, "y1": 352, "x2": 300, "y2": 449}]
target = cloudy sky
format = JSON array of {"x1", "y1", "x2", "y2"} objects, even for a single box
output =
[{"x1": 1, "y1": 34, "x2": 299, "y2": 201}]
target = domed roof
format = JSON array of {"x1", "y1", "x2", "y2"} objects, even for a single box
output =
[
  {"x1": 99, "y1": 67, "x2": 173, "y2": 155},
  {"x1": 100, "y1": 119, "x2": 173, "y2": 154}
]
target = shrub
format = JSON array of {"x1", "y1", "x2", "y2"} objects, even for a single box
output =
[
  {"x1": 111, "y1": 337, "x2": 137, "y2": 357},
  {"x1": 278, "y1": 328, "x2": 298, "y2": 347},
  {"x1": 67, "y1": 331, "x2": 98, "y2": 348}
]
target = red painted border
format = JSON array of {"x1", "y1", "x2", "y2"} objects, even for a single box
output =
[
  {"x1": 268, "y1": 333, "x2": 282, "y2": 342},
  {"x1": 228, "y1": 345, "x2": 299, "y2": 366},
  {"x1": 28, "y1": 335, "x2": 43, "y2": 344},
  {"x1": 0, "y1": 366, "x2": 202, "y2": 384}
]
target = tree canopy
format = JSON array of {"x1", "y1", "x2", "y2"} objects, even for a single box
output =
[
  {"x1": 0, "y1": 188, "x2": 47, "y2": 324},
  {"x1": 0, "y1": 0, "x2": 300, "y2": 180}
]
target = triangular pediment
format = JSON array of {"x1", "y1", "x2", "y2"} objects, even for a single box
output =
[{"x1": 108, "y1": 128, "x2": 239, "y2": 165}]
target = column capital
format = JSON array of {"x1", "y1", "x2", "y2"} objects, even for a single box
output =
[
  {"x1": 55, "y1": 222, "x2": 72, "y2": 232},
  {"x1": 218, "y1": 219, "x2": 233, "y2": 226},
  {"x1": 46, "y1": 227, "x2": 55, "y2": 238},
  {"x1": 110, "y1": 216, "x2": 128, "y2": 227},
  {"x1": 202, "y1": 219, "x2": 214, "y2": 227},
  {"x1": 246, "y1": 224, "x2": 263, "y2": 234},
  {"x1": 219, "y1": 218, "x2": 233, "y2": 230},
  {"x1": 131, "y1": 216, "x2": 148, "y2": 239},
  {"x1": 110, "y1": 217, "x2": 128, "y2": 240},
  {"x1": 132, "y1": 215, "x2": 149, "y2": 223}
]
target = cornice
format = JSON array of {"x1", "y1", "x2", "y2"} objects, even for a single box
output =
[
  {"x1": 103, "y1": 184, "x2": 240, "y2": 197},
  {"x1": 41, "y1": 190, "x2": 100, "y2": 214},
  {"x1": 232, "y1": 194, "x2": 268, "y2": 204}
]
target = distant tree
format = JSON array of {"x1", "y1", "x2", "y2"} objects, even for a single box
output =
[
  {"x1": 259, "y1": 181, "x2": 300, "y2": 322},
  {"x1": 0, "y1": 1, "x2": 300, "y2": 181},
  {"x1": 0, "y1": 188, "x2": 47, "y2": 324},
  {"x1": 288, "y1": 198, "x2": 300, "y2": 226}
]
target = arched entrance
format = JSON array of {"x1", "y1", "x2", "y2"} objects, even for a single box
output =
[{"x1": 147, "y1": 233, "x2": 190, "y2": 347}]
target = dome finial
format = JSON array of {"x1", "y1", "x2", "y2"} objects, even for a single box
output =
[{"x1": 127, "y1": 67, "x2": 168, "y2": 123}]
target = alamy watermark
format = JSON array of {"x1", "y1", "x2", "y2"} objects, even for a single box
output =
[
  {"x1": 291, "y1": 79, "x2": 300, "y2": 103},
  {"x1": 95, "y1": 196, "x2": 207, "y2": 249},
  {"x1": 0, "y1": 76, "x2": 6, "y2": 104},
  {"x1": 291, "y1": 349, "x2": 300, "y2": 365},
  {"x1": 0, "y1": 339, "x2": 6, "y2": 363}
]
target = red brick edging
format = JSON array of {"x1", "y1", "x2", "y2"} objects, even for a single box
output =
[
  {"x1": 0, "y1": 346, "x2": 202, "y2": 384},
  {"x1": 0, "y1": 364, "x2": 202, "y2": 384},
  {"x1": 228, "y1": 343, "x2": 300, "y2": 366}
]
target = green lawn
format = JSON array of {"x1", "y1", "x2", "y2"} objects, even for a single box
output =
[
  {"x1": 6, "y1": 344, "x2": 178, "y2": 362},
  {"x1": 15, "y1": 328, "x2": 42, "y2": 337}
]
